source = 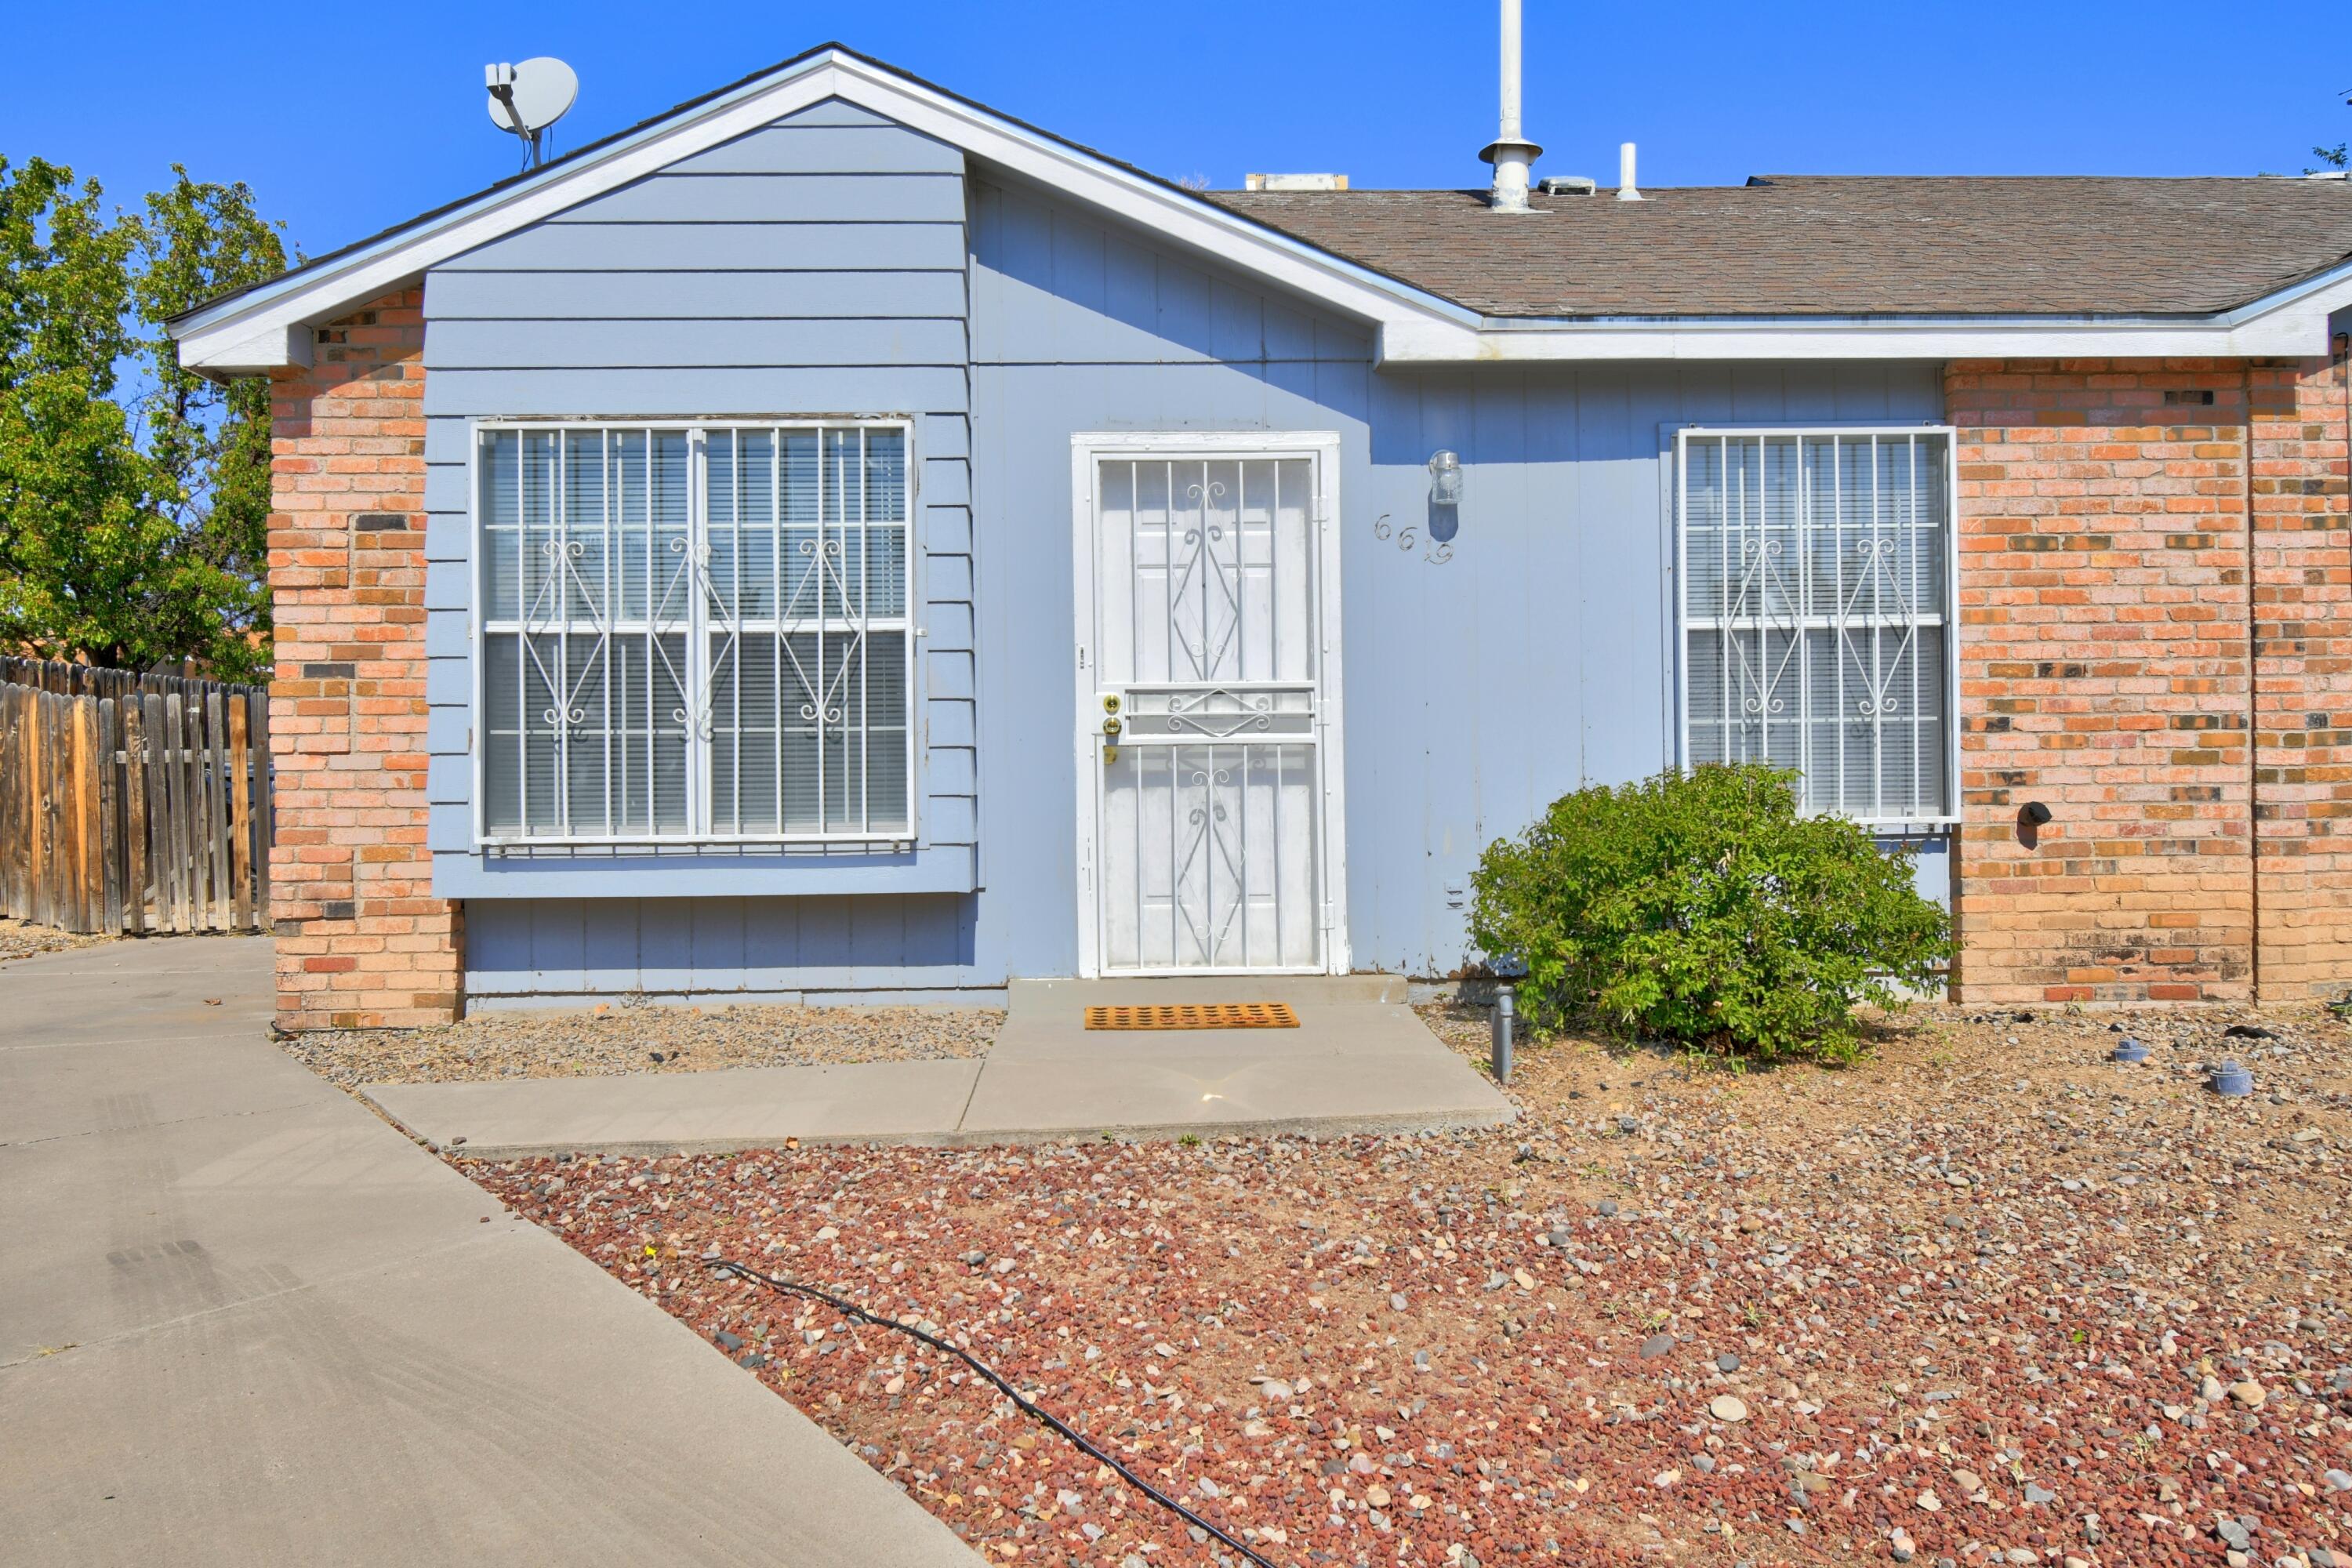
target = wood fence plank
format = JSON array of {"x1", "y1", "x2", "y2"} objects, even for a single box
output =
[
  {"x1": 41, "y1": 692, "x2": 62, "y2": 931},
  {"x1": 3, "y1": 688, "x2": 21, "y2": 920},
  {"x1": 193, "y1": 693, "x2": 217, "y2": 930},
  {"x1": 54, "y1": 691, "x2": 74, "y2": 929},
  {"x1": 42, "y1": 691, "x2": 58, "y2": 928},
  {"x1": 139, "y1": 694, "x2": 164, "y2": 931},
  {"x1": 2, "y1": 688, "x2": 20, "y2": 920},
  {"x1": 99, "y1": 698, "x2": 122, "y2": 933},
  {"x1": 249, "y1": 690, "x2": 273, "y2": 926},
  {"x1": 52, "y1": 693, "x2": 67, "y2": 931},
  {"x1": 160, "y1": 692, "x2": 187, "y2": 932},
  {"x1": 205, "y1": 690, "x2": 230, "y2": 930},
  {"x1": 227, "y1": 697, "x2": 253, "y2": 930},
  {"x1": 27, "y1": 691, "x2": 45, "y2": 927},
  {"x1": 82, "y1": 695, "x2": 103, "y2": 931},
  {"x1": 180, "y1": 693, "x2": 204, "y2": 931},
  {"x1": 122, "y1": 697, "x2": 147, "y2": 934}
]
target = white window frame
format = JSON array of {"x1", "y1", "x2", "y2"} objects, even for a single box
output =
[
  {"x1": 469, "y1": 416, "x2": 919, "y2": 849},
  {"x1": 1673, "y1": 423, "x2": 1961, "y2": 829}
]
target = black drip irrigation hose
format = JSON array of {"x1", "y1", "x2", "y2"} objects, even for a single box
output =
[{"x1": 706, "y1": 1258, "x2": 1283, "y2": 1568}]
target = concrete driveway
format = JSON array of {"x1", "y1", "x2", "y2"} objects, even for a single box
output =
[{"x1": 0, "y1": 937, "x2": 978, "y2": 1567}]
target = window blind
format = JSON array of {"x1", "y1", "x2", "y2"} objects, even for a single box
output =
[
  {"x1": 1679, "y1": 430, "x2": 1953, "y2": 822},
  {"x1": 478, "y1": 423, "x2": 912, "y2": 843}
]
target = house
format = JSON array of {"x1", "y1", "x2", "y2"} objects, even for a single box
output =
[{"x1": 169, "y1": 43, "x2": 2352, "y2": 1030}]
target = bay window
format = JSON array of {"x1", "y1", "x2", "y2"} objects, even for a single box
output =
[{"x1": 477, "y1": 420, "x2": 912, "y2": 844}]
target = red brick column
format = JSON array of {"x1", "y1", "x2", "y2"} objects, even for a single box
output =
[
  {"x1": 2252, "y1": 351, "x2": 2352, "y2": 999},
  {"x1": 267, "y1": 289, "x2": 461, "y2": 1029},
  {"x1": 1947, "y1": 359, "x2": 2254, "y2": 1004}
]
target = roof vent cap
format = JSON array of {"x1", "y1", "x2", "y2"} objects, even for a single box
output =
[
  {"x1": 1244, "y1": 173, "x2": 1349, "y2": 192},
  {"x1": 1538, "y1": 175, "x2": 1596, "y2": 196}
]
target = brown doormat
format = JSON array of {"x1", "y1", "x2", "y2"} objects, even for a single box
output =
[{"x1": 1083, "y1": 1002, "x2": 1300, "y2": 1031}]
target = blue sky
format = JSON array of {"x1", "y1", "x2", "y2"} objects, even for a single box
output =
[{"x1": 5, "y1": 1, "x2": 2347, "y2": 256}]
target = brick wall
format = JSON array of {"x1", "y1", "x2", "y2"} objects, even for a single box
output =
[
  {"x1": 1949, "y1": 353, "x2": 2350, "y2": 1004},
  {"x1": 2252, "y1": 354, "x2": 2352, "y2": 998},
  {"x1": 267, "y1": 289, "x2": 462, "y2": 1029}
]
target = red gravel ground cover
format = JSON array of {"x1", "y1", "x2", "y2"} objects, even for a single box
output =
[{"x1": 465, "y1": 1004, "x2": 2352, "y2": 1568}]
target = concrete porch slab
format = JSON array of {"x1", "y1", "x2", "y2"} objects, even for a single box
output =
[{"x1": 358, "y1": 976, "x2": 1515, "y2": 1157}]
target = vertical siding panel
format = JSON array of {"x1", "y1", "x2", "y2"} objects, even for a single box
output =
[
  {"x1": 637, "y1": 898, "x2": 696, "y2": 995},
  {"x1": 528, "y1": 898, "x2": 589, "y2": 997},
  {"x1": 576, "y1": 899, "x2": 641, "y2": 995},
  {"x1": 741, "y1": 898, "x2": 802, "y2": 994},
  {"x1": 688, "y1": 897, "x2": 748, "y2": 994}
]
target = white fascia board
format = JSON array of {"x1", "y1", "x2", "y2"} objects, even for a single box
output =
[
  {"x1": 180, "y1": 318, "x2": 319, "y2": 375},
  {"x1": 1380, "y1": 257, "x2": 2352, "y2": 364},
  {"x1": 172, "y1": 52, "x2": 1474, "y2": 375}
]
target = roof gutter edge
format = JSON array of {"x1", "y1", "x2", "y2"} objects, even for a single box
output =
[{"x1": 1374, "y1": 256, "x2": 2352, "y2": 364}]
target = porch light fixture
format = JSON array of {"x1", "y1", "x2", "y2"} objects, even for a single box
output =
[{"x1": 1428, "y1": 449, "x2": 1462, "y2": 506}]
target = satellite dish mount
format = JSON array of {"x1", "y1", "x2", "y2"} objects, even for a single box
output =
[{"x1": 485, "y1": 57, "x2": 579, "y2": 170}]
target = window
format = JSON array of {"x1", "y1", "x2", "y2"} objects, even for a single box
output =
[
  {"x1": 477, "y1": 422, "x2": 912, "y2": 844},
  {"x1": 1677, "y1": 428, "x2": 1955, "y2": 823}
]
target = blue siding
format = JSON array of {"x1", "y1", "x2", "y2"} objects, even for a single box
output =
[
  {"x1": 423, "y1": 100, "x2": 988, "y2": 997},
  {"x1": 966, "y1": 177, "x2": 1944, "y2": 978},
  {"x1": 465, "y1": 896, "x2": 982, "y2": 1007},
  {"x1": 431, "y1": 115, "x2": 1944, "y2": 1004}
]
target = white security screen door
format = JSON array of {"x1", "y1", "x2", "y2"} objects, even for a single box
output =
[{"x1": 1076, "y1": 439, "x2": 1343, "y2": 975}]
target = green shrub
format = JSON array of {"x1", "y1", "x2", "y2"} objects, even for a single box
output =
[{"x1": 1468, "y1": 764, "x2": 1953, "y2": 1062}]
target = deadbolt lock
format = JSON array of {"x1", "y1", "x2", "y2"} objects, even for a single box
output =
[{"x1": 1102, "y1": 694, "x2": 1121, "y2": 714}]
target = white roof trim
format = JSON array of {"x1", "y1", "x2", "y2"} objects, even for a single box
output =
[
  {"x1": 175, "y1": 49, "x2": 2352, "y2": 372},
  {"x1": 1381, "y1": 255, "x2": 2352, "y2": 362}
]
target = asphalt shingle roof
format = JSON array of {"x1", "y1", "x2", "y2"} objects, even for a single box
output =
[{"x1": 1203, "y1": 176, "x2": 2352, "y2": 319}]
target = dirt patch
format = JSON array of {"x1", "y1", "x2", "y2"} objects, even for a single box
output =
[
  {"x1": 0, "y1": 919, "x2": 115, "y2": 965},
  {"x1": 468, "y1": 1000, "x2": 2352, "y2": 1566},
  {"x1": 284, "y1": 1000, "x2": 1003, "y2": 1088}
]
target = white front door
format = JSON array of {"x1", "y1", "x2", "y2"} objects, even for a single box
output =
[{"x1": 1072, "y1": 435, "x2": 1346, "y2": 976}]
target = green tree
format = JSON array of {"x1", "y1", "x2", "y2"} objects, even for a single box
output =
[
  {"x1": 2310, "y1": 81, "x2": 2350, "y2": 172},
  {"x1": 0, "y1": 157, "x2": 288, "y2": 680}
]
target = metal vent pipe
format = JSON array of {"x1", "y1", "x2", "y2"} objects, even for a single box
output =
[{"x1": 1481, "y1": 0, "x2": 1541, "y2": 211}]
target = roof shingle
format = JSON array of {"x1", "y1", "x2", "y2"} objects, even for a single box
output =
[{"x1": 1202, "y1": 176, "x2": 2352, "y2": 318}]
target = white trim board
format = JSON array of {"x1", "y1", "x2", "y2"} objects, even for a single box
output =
[{"x1": 170, "y1": 49, "x2": 2352, "y2": 374}]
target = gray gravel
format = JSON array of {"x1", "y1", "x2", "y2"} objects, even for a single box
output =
[
  {"x1": 284, "y1": 999, "x2": 1003, "y2": 1087},
  {"x1": 0, "y1": 919, "x2": 114, "y2": 965}
]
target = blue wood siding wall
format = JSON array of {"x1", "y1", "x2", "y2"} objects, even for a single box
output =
[
  {"x1": 436, "y1": 115, "x2": 1944, "y2": 1004},
  {"x1": 463, "y1": 895, "x2": 980, "y2": 1007},
  {"x1": 419, "y1": 98, "x2": 989, "y2": 1001},
  {"x1": 967, "y1": 176, "x2": 1944, "y2": 978}
]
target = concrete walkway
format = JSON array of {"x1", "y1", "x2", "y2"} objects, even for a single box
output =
[
  {"x1": 364, "y1": 973, "x2": 1515, "y2": 1159},
  {"x1": 0, "y1": 938, "x2": 978, "y2": 1568}
]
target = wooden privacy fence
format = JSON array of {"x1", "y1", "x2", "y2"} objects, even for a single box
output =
[{"x1": 1, "y1": 659, "x2": 272, "y2": 934}]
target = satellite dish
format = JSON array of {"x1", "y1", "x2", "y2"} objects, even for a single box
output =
[{"x1": 485, "y1": 57, "x2": 578, "y2": 169}]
